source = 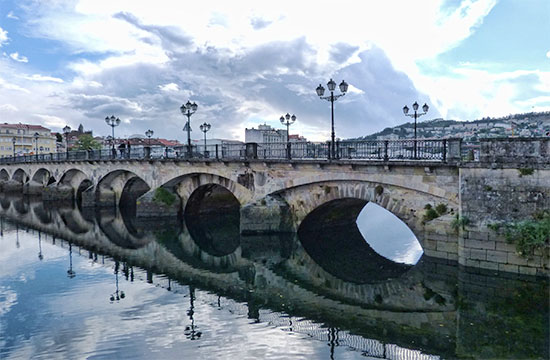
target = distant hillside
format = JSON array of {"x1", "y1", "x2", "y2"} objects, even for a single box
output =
[{"x1": 352, "y1": 111, "x2": 550, "y2": 141}]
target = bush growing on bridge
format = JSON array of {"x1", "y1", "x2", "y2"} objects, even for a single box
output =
[
  {"x1": 153, "y1": 187, "x2": 177, "y2": 207},
  {"x1": 490, "y1": 211, "x2": 550, "y2": 258}
]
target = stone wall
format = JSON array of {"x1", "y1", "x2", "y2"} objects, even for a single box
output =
[{"x1": 479, "y1": 137, "x2": 549, "y2": 165}]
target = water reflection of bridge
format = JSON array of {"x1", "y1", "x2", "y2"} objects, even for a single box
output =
[{"x1": 1, "y1": 195, "x2": 547, "y2": 359}]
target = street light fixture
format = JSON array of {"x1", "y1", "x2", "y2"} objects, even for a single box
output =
[
  {"x1": 199, "y1": 122, "x2": 211, "y2": 157},
  {"x1": 145, "y1": 129, "x2": 154, "y2": 146},
  {"x1": 280, "y1": 113, "x2": 296, "y2": 159},
  {"x1": 316, "y1": 79, "x2": 348, "y2": 159},
  {"x1": 180, "y1": 100, "x2": 198, "y2": 157},
  {"x1": 63, "y1": 125, "x2": 71, "y2": 155},
  {"x1": 11, "y1": 137, "x2": 16, "y2": 158},
  {"x1": 33, "y1": 132, "x2": 39, "y2": 155},
  {"x1": 105, "y1": 115, "x2": 121, "y2": 153},
  {"x1": 403, "y1": 101, "x2": 429, "y2": 159}
]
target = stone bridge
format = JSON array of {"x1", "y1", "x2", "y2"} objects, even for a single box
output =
[{"x1": 0, "y1": 137, "x2": 548, "y2": 276}]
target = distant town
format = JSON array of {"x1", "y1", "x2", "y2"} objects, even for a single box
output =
[{"x1": 1, "y1": 111, "x2": 549, "y2": 158}]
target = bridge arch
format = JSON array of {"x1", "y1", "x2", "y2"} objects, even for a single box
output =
[
  {"x1": 275, "y1": 180, "x2": 457, "y2": 249},
  {"x1": 164, "y1": 172, "x2": 253, "y2": 207},
  {"x1": 0, "y1": 169, "x2": 9, "y2": 182},
  {"x1": 12, "y1": 169, "x2": 29, "y2": 184},
  {"x1": 96, "y1": 170, "x2": 150, "y2": 207},
  {"x1": 31, "y1": 168, "x2": 56, "y2": 186}
]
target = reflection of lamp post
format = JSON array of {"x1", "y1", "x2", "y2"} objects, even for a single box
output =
[
  {"x1": 105, "y1": 115, "x2": 121, "y2": 153},
  {"x1": 38, "y1": 231, "x2": 43, "y2": 261},
  {"x1": 180, "y1": 101, "x2": 198, "y2": 157},
  {"x1": 33, "y1": 132, "x2": 39, "y2": 154},
  {"x1": 110, "y1": 261, "x2": 125, "y2": 302},
  {"x1": 316, "y1": 79, "x2": 348, "y2": 159},
  {"x1": 12, "y1": 136, "x2": 16, "y2": 157},
  {"x1": 280, "y1": 113, "x2": 296, "y2": 159},
  {"x1": 63, "y1": 125, "x2": 71, "y2": 155},
  {"x1": 145, "y1": 129, "x2": 154, "y2": 146},
  {"x1": 199, "y1": 122, "x2": 211, "y2": 157},
  {"x1": 402, "y1": 102, "x2": 429, "y2": 159},
  {"x1": 184, "y1": 285, "x2": 201, "y2": 340},
  {"x1": 67, "y1": 242, "x2": 76, "y2": 278}
]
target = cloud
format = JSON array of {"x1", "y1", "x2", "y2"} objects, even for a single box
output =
[
  {"x1": 158, "y1": 83, "x2": 179, "y2": 92},
  {"x1": 0, "y1": 27, "x2": 8, "y2": 47},
  {"x1": 24, "y1": 74, "x2": 64, "y2": 83},
  {"x1": 546, "y1": 50, "x2": 550, "y2": 59},
  {"x1": 7, "y1": 11, "x2": 19, "y2": 20},
  {"x1": 250, "y1": 17, "x2": 272, "y2": 30},
  {"x1": 0, "y1": 103, "x2": 18, "y2": 112},
  {"x1": 9, "y1": 52, "x2": 28, "y2": 63},
  {"x1": 34, "y1": 114, "x2": 66, "y2": 128}
]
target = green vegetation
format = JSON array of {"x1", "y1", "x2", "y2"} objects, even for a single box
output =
[
  {"x1": 483, "y1": 185, "x2": 493, "y2": 191},
  {"x1": 518, "y1": 168, "x2": 534, "y2": 177},
  {"x1": 73, "y1": 134, "x2": 101, "y2": 150},
  {"x1": 435, "y1": 203, "x2": 448, "y2": 215},
  {"x1": 152, "y1": 187, "x2": 177, "y2": 206},
  {"x1": 489, "y1": 211, "x2": 550, "y2": 258},
  {"x1": 374, "y1": 185, "x2": 383, "y2": 196},
  {"x1": 422, "y1": 203, "x2": 450, "y2": 223},
  {"x1": 451, "y1": 214, "x2": 470, "y2": 233}
]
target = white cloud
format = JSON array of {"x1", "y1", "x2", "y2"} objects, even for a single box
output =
[
  {"x1": 546, "y1": 50, "x2": 550, "y2": 59},
  {"x1": 24, "y1": 74, "x2": 64, "y2": 83},
  {"x1": 9, "y1": 52, "x2": 28, "y2": 63},
  {"x1": 0, "y1": 27, "x2": 8, "y2": 47},
  {"x1": 7, "y1": 11, "x2": 19, "y2": 20},
  {"x1": 158, "y1": 83, "x2": 179, "y2": 92},
  {"x1": 0, "y1": 103, "x2": 18, "y2": 112},
  {"x1": 34, "y1": 114, "x2": 66, "y2": 128}
]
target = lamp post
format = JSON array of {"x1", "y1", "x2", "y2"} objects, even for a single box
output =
[
  {"x1": 11, "y1": 136, "x2": 16, "y2": 158},
  {"x1": 63, "y1": 125, "x2": 71, "y2": 155},
  {"x1": 180, "y1": 101, "x2": 198, "y2": 158},
  {"x1": 33, "y1": 132, "x2": 39, "y2": 155},
  {"x1": 402, "y1": 102, "x2": 429, "y2": 159},
  {"x1": 199, "y1": 122, "x2": 211, "y2": 157},
  {"x1": 145, "y1": 129, "x2": 154, "y2": 146},
  {"x1": 316, "y1": 79, "x2": 348, "y2": 159},
  {"x1": 105, "y1": 115, "x2": 121, "y2": 154},
  {"x1": 280, "y1": 113, "x2": 296, "y2": 159},
  {"x1": 67, "y1": 242, "x2": 76, "y2": 278}
]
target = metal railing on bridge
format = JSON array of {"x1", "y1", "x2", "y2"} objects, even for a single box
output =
[{"x1": 0, "y1": 138, "x2": 461, "y2": 164}]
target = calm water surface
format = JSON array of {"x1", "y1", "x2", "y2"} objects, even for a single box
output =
[{"x1": 0, "y1": 196, "x2": 548, "y2": 359}]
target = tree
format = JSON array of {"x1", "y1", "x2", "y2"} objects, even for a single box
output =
[
  {"x1": 55, "y1": 132, "x2": 63, "y2": 142},
  {"x1": 74, "y1": 134, "x2": 101, "y2": 150}
]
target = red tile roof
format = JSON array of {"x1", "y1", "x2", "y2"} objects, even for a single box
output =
[{"x1": 0, "y1": 123, "x2": 51, "y2": 131}]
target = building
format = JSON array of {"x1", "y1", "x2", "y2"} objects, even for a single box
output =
[
  {"x1": 245, "y1": 124, "x2": 287, "y2": 143},
  {"x1": 0, "y1": 123, "x2": 56, "y2": 157}
]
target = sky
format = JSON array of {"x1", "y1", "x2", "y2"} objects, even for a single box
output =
[{"x1": 0, "y1": 0, "x2": 548, "y2": 142}]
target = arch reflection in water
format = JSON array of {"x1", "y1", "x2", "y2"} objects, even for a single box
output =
[
  {"x1": 184, "y1": 184, "x2": 241, "y2": 257},
  {"x1": 297, "y1": 198, "x2": 411, "y2": 284},
  {"x1": 357, "y1": 202, "x2": 423, "y2": 265}
]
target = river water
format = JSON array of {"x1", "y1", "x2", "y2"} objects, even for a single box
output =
[{"x1": 0, "y1": 195, "x2": 548, "y2": 359}]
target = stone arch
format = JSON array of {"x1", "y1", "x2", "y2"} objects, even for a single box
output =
[
  {"x1": 0, "y1": 169, "x2": 9, "y2": 182},
  {"x1": 31, "y1": 168, "x2": 55, "y2": 186},
  {"x1": 12, "y1": 168, "x2": 29, "y2": 184},
  {"x1": 274, "y1": 180, "x2": 458, "y2": 249},
  {"x1": 59, "y1": 169, "x2": 90, "y2": 188},
  {"x1": 164, "y1": 172, "x2": 253, "y2": 207},
  {"x1": 96, "y1": 170, "x2": 150, "y2": 207}
]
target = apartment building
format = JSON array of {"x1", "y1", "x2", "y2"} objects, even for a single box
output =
[{"x1": 0, "y1": 123, "x2": 56, "y2": 157}]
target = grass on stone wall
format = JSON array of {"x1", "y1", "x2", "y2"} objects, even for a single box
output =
[
  {"x1": 489, "y1": 210, "x2": 550, "y2": 258},
  {"x1": 153, "y1": 187, "x2": 177, "y2": 207}
]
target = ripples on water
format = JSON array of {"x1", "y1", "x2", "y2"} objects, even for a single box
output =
[{"x1": 0, "y1": 196, "x2": 548, "y2": 360}]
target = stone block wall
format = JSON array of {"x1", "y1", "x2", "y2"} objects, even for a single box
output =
[{"x1": 479, "y1": 137, "x2": 549, "y2": 164}]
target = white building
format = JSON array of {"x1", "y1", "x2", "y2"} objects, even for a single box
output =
[{"x1": 245, "y1": 124, "x2": 287, "y2": 143}]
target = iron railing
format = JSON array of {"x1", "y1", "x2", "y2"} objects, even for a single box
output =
[{"x1": 0, "y1": 139, "x2": 459, "y2": 164}]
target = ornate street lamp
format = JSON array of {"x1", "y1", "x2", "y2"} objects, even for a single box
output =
[
  {"x1": 180, "y1": 101, "x2": 198, "y2": 157},
  {"x1": 403, "y1": 102, "x2": 429, "y2": 159},
  {"x1": 316, "y1": 79, "x2": 348, "y2": 159},
  {"x1": 33, "y1": 132, "x2": 39, "y2": 154},
  {"x1": 145, "y1": 129, "x2": 154, "y2": 146},
  {"x1": 63, "y1": 125, "x2": 71, "y2": 155},
  {"x1": 280, "y1": 113, "x2": 296, "y2": 159},
  {"x1": 199, "y1": 122, "x2": 211, "y2": 157},
  {"x1": 11, "y1": 136, "x2": 16, "y2": 157},
  {"x1": 105, "y1": 115, "x2": 121, "y2": 153}
]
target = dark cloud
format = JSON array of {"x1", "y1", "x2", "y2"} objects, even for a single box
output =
[{"x1": 330, "y1": 43, "x2": 359, "y2": 64}]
